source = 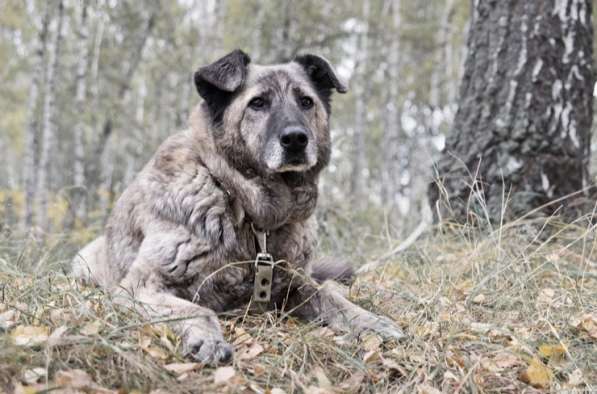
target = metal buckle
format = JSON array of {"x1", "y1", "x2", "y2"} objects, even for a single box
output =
[{"x1": 254, "y1": 252, "x2": 274, "y2": 302}]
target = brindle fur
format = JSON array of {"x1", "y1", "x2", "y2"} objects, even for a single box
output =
[{"x1": 72, "y1": 50, "x2": 404, "y2": 365}]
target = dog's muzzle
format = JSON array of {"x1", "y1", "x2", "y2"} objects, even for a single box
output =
[
  {"x1": 264, "y1": 125, "x2": 317, "y2": 172},
  {"x1": 280, "y1": 126, "x2": 309, "y2": 154}
]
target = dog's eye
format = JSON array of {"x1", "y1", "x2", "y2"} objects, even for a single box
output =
[
  {"x1": 248, "y1": 97, "x2": 267, "y2": 110},
  {"x1": 299, "y1": 96, "x2": 314, "y2": 110}
]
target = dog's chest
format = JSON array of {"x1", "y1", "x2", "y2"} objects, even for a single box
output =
[{"x1": 184, "y1": 222, "x2": 312, "y2": 312}]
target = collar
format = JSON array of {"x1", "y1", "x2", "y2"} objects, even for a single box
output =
[{"x1": 251, "y1": 223, "x2": 274, "y2": 303}]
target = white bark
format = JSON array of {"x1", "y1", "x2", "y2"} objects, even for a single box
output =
[
  {"x1": 72, "y1": 0, "x2": 91, "y2": 226},
  {"x1": 36, "y1": 0, "x2": 64, "y2": 232},
  {"x1": 350, "y1": 0, "x2": 371, "y2": 209},
  {"x1": 381, "y1": 0, "x2": 402, "y2": 213},
  {"x1": 22, "y1": 1, "x2": 50, "y2": 229},
  {"x1": 430, "y1": 0, "x2": 455, "y2": 108}
]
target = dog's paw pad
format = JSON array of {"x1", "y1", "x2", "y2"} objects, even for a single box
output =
[{"x1": 185, "y1": 339, "x2": 234, "y2": 365}]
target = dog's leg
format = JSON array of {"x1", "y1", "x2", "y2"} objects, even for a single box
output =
[
  {"x1": 286, "y1": 279, "x2": 405, "y2": 340},
  {"x1": 116, "y1": 268, "x2": 233, "y2": 365}
]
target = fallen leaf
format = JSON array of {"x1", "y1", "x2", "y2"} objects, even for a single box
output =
[
  {"x1": 363, "y1": 350, "x2": 381, "y2": 364},
  {"x1": 382, "y1": 357, "x2": 402, "y2": 372},
  {"x1": 417, "y1": 384, "x2": 442, "y2": 394},
  {"x1": 270, "y1": 389, "x2": 287, "y2": 394},
  {"x1": 311, "y1": 326, "x2": 334, "y2": 338},
  {"x1": 519, "y1": 358, "x2": 552, "y2": 389},
  {"x1": 11, "y1": 325, "x2": 49, "y2": 347},
  {"x1": 536, "y1": 288, "x2": 555, "y2": 306},
  {"x1": 339, "y1": 371, "x2": 365, "y2": 390},
  {"x1": 579, "y1": 314, "x2": 597, "y2": 339},
  {"x1": 233, "y1": 327, "x2": 253, "y2": 346},
  {"x1": 252, "y1": 364, "x2": 266, "y2": 377},
  {"x1": 164, "y1": 362, "x2": 201, "y2": 375},
  {"x1": 0, "y1": 310, "x2": 17, "y2": 330},
  {"x1": 470, "y1": 322, "x2": 492, "y2": 334},
  {"x1": 472, "y1": 294, "x2": 486, "y2": 304},
  {"x1": 144, "y1": 345, "x2": 169, "y2": 360},
  {"x1": 214, "y1": 366, "x2": 235, "y2": 385},
  {"x1": 361, "y1": 333, "x2": 382, "y2": 352},
  {"x1": 567, "y1": 368, "x2": 583, "y2": 386},
  {"x1": 538, "y1": 343, "x2": 567, "y2": 361},
  {"x1": 48, "y1": 325, "x2": 69, "y2": 346},
  {"x1": 55, "y1": 369, "x2": 93, "y2": 388},
  {"x1": 238, "y1": 342, "x2": 264, "y2": 360},
  {"x1": 305, "y1": 387, "x2": 334, "y2": 394},
  {"x1": 312, "y1": 366, "x2": 332, "y2": 389},
  {"x1": 21, "y1": 368, "x2": 46, "y2": 385},
  {"x1": 493, "y1": 352, "x2": 521, "y2": 369},
  {"x1": 14, "y1": 382, "x2": 44, "y2": 394},
  {"x1": 139, "y1": 333, "x2": 152, "y2": 349},
  {"x1": 80, "y1": 320, "x2": 102, "y2": 336}
]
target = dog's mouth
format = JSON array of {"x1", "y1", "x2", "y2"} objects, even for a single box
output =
[{"x1": 263, "y1": 141, "x2": 317, "y2": 173}]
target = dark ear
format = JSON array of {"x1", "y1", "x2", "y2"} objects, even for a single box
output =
[
  {"x1": 294, "y1": 54, "x2": 348, "y2": 95},
  {"x1": 194, "y1": 49, "x2": 251, "y2": 122}
]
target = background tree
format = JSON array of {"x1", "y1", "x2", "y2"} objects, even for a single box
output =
[
  {"x1": 3, "y1": 0, "x2": 594, "y2": 254},
  {"x1": 429, "y1": 0, "x2": 595, "y2": 224}
]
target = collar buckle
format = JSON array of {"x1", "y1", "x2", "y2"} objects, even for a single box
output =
[{"x1": 254, "y1": 252, "x2": 274, "y2": 302}]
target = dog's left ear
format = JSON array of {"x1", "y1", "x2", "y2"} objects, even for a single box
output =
[
  {"x1": 294, "y1": 54, "x2": 348, "y2": 95},
  {"x1": 194, "y1": 50, "x2": 251, "y2": 118}
]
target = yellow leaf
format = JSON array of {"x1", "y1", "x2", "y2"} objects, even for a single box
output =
[
  {"x1": 144, "y1": 345, "x2": 169, "y2": 360},
  {"x1": 11, "y1": 325, "x2": 49, "y2": 347},
  {"x1": 361, "y1": 333, "x2": 382, "y2": 352},
  {"x1": 580, "y1": 314, "x2": 597, "y2": 339},
  {"x1": 363, "y1": 350, "x2": 381, "y2": 364},
  {"x1": 519, "y1": 358, "x2": 552, "y2": 389},
  {"x1": 538, "y1": 343, "x2": 567, "y2": 360},
  {"x1": 55, "y1": 369, "x2": 93, "y2": 389}
]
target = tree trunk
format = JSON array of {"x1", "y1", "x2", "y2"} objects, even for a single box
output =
[
  {"x1": 430, "y1": 0, "x2": 455, "y2": 108},
  {"x1": 22, "y1": 1, "x2": 50, "y2": 230},
  {"x1": 87, "y1": 6, "x2": 156, "y2": 207},
  {"x1": 381, "y1": 0, "x2": 402, "y2": 219},
  {"x1": 36, "y1": 0, "x2": 64, "y2": 232},
  {"x1": 428, "y1": 0, "x2": 594, "y2": 224},
  {"x1": 350, "y1": 0, "x2": 371, "y2": 210},
  {"x1": 70, "y1": 0, "x2": 91, "y2": 228}
]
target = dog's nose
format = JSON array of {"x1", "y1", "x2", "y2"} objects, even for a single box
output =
[{"x1": 280, "y1": 126, "x2": 308, "y2": 152}]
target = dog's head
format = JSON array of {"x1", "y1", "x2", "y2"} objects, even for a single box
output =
[{"x1": 194, "y1": 50, "x2": 347, "y2": 175}]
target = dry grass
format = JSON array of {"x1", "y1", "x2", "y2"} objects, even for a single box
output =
[{"x1": 0, "y1": 217, "x2": 596, "y2": 393}]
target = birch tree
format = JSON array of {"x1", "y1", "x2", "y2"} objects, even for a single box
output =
[
  {"x1": 350, "y1": 0, "x2": 371, "y2": 210},
  {"x1": 22, "y1": 1, "x2": 50, "y2": 229},
  {"x1": 36, "y1": 0, "x2": 64, "y2": 232},
  {"x1": 70, "y1": 0, "x2": 91, "y2": 228},
  {"x1": 429, "y1": 0, "x2": 594, "y2": 223},
  {"x1": 381, "y1": 0, "x2": 402, "y2": 219}
]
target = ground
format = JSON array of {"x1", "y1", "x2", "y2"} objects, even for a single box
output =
[{"x1": 0, "y1": 216, "x2": 596, "y2": 393}]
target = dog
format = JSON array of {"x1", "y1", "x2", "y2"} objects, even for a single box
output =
[{"x1": 72, "y1": 50, "x2": 404, "y2": 365}]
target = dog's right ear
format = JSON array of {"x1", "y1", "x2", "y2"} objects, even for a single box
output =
[{"x1": 194, "y1": 50, "x2": 251, "y2": 121}]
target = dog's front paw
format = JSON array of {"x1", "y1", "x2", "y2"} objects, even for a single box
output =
[
  {"x1": 184, "y1": 338, "x2": 234, "y2": 365},
  {"x1": 160, "y1": 259, "x2": 189, "y2": 279},
  {"x1": 359, "y1": 314, "x2": 406, "y2": 341}
]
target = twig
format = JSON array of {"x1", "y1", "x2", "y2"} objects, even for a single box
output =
[{"x1": 357, "y1": 206, "x2": 431, "y2": 275}]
